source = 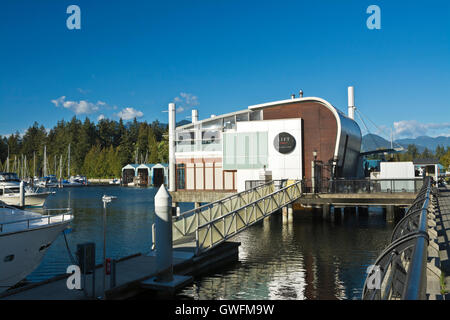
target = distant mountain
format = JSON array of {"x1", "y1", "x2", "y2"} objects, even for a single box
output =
[
  {"x1": 176, "y1": 119, "x2": 192, "y2": 126},
  {"x1": 395, "y1": 136, "x2": 450, "y2": 151},
  {"x1": 157, "y1": 119, "x2": 191, "y2": 129},
  {"x1": 361, "y1": 134, "x2": 401, "y2": 152},
  {"x1": 361, "y1": 134, "x2": 450, "y2": 153}
]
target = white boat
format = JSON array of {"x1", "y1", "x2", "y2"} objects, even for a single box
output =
[
  {"x1": 0, "y1": 202, "x2": 73, "y2": 292},
  {"x1": 109, "y1": 178, "x2": 120, "y2": 185},
  {"x1": 0, "y1": 173, "x2": 54, "y2": 207},
  {"x1": 61, "y1": 175, "x2": 88, "y2": 188},
  {"x1": 35, "y1": 175, "x2": 59, "y2": 188}
]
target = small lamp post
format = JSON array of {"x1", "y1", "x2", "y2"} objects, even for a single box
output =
[
  {"x1": 312, "y1": 151, "x2": 318, "y2": 193},
  {"x1": 101, "y1": 194, "x2": 116, "y2": 299}
]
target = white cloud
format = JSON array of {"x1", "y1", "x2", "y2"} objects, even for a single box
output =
[
  {"x1": 393, "y1": 120, "x2": 450, "y2": 138},
  {"x1": 97, "y1": 114, "x2": 106, "y2": 121},
  {"x1": 116, "y1": 107, "x2": 144, "y2": 120},
  {"x1": 51, "y1": 96, "x2": 66, "y2": 107},
  {"x1": 173, "y1": 92, "x2": 199, "y2": 113},
  {"x1": 51, "y1": 96, "x2": 105, "y2": 115}
]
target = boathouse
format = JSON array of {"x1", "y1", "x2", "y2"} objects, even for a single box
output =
[
  {"x1": 122, "y1": 163, "x2": 169, "y2": 187},
  {"x1": 121, "y1": 164, "x2": 139, "y2": 185},
  {"x1": 169, "y1": 87, "x2": 363, "y2": 194}
]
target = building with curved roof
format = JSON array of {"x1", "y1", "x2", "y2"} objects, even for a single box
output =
[{"x1": 171, "y1": 87, "x2": 362, "y2": 193}]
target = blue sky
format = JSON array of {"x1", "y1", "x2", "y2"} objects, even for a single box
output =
[{"x1": 1, "y1": 0, "x2": 449, "y2": 139}]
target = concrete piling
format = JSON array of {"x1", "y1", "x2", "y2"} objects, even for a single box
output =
[
  {"x1": 358, "y1": 206, "x2": 369, "y2": 216},
  {"x1": 333, "y1": 207, "x2": 342, "y2": 221},
  {"x1": 154, "y1": 185, "x2": 173, "y2": 282},
  {"x1": 19, "y1": 181, "x2": 25, "y2": 207},
  {"x1": 386, "y1": 205, "x2": 395, "y2": 222},
  {"x1": 322, "y1": 204, "x2": 330, "y2": 220}
]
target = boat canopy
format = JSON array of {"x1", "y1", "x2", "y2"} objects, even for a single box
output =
[{"x1": 0, "y1": 172, "x2": 20, "y2": 182}]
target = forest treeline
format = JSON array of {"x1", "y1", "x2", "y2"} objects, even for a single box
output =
[{"x1": 0, "y1": 117, "x2": 168, "y2": 178}]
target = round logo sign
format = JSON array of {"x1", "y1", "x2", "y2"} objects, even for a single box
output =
[{"x1": 274, "y1": 132, "x2": 296, "y2": 154}]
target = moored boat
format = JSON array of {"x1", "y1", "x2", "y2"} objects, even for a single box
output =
[
  {"x1": 0, "y1": 173, "x2": 54, "y2": 207},
  {"x1": 0, "y1": 202, "x2": 73, "y2": 292}
]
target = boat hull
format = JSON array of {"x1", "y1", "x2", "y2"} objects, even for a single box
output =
[
  {"x1": 0, "y1": 192, "x2": 52, "y2": 207},
  {"x1": 0, "y1": 221, "x2": 71, "y2": 292}
]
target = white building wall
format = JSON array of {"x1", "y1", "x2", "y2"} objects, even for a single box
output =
[
  {"x1": 235, "y1": 119, "x2": 302, "y2": 192},
  {"x1": 379, "y1": 161, "x2": 415, "y2": 191},
  {"x1": 186, "y1": 163, "x2": 195, "y2": 189},
  {"x1": 379, "y1": 162, "x2": 415, "y2": 179}
]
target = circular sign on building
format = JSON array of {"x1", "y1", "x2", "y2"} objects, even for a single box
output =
[{"x1": 274, "y1": 132, "x2": 296, "y2": 154}]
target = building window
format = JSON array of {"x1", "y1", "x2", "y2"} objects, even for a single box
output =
[
  {"x1": 236, "y1": 112, "x2": 249, "y2": 122},
  {"x1": 249, "y1": 110, "x2": 262, "y2": 121},
  {"x1": 176, "y1": 164, "x2": 186, "y2": 190}
]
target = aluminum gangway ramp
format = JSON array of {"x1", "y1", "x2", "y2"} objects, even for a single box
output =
[{"x1": 172, "y1": 180, "x2": 302, "y2": 255}]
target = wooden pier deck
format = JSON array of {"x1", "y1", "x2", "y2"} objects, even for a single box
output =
[
  {"x1": 0, "y1": 242, "x2": 239, "y2": 300},
  {"x1": 436, "y1": 185, "x2": 450, "y2": 295}
]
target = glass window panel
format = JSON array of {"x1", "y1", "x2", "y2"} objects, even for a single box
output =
[
  {"x1": 202, "y1": 130, "x2": 221, "y2": 144},
  {"x1": 223, "y1": 132, "x2": 267, "y2": 169},
  {"x1": 249, "y1": 110, "x2": 261, "y2": 121},
  {"x1": 176, "y1": 164, "x2": 186, "y2": 190},
  {"x1": 236, "y1": 112, "x2": 249, "y2": 122},
  {"x1": 176, "y1": 131, "x2": 194, "y2": 144},
  {"x1": 223, "y1": 116, "x2": 236, "y2": 130},
  {"x1": 201, "y1": 118, "x2": 223, "y2": 130}
]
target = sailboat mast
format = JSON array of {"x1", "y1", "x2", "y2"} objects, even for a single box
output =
[
  {"x1": 43, "y1": 145, "x2": 47, "y2": 177},
  {"x1": 59, "y1": 155, "x2": 63, "y2": 180},
  {"x1": 6, "y1": 145, "x2": 9, "y2": 172},
  {"x1": 24, "y1": 155, "x2": 27, "y2": 179},
  {"x1": 68, "y1": 143, "x2": 71, "y2": 178}
]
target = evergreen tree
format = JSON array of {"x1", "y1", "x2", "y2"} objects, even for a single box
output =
[{"x1": 148, "y1": 128, "x2": 159, "y2": 163}]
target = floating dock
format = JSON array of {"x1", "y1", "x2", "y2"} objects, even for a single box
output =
[{"x1": 0, "y1": 242, "x2": 239, "y2": 300}]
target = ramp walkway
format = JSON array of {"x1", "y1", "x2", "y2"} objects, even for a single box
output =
[{"x1": 171, "y1": 180, "x2": 302, "y2": 255}]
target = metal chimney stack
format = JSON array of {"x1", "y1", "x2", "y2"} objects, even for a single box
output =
[
  {"x1": 299, "y1": 90, "x2": 303, "y2": 98},
  {"x1": 291, "y1": 94, "x2": 295, "y2": 99},
  {"x1": 191, "y1": 109, "x2": 198, "y2": 124},
  {"x1": 347, "y1": 86, "x2": 355, "y2": 120}
]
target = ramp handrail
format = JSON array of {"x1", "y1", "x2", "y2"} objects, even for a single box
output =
[
  {"x1": 194, "y1": 180, "x2": 302, "y2": 255},
  {"x1": 172, "y1": 180, "x2": 281, "y2": 242},
  {"x1": 362, "y1": 176, "x2": 431, "y2": 300}
]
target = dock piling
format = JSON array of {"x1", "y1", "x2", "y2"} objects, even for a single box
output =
[
  {"x1": 19, "y1": 181, "x2": 25, "y2": 207},
  {"x1": 154, "y1": 185, "x2": 174, "y2": 282}
]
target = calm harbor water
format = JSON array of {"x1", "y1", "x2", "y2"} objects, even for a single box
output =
[{"x1": 28, "y1": 186, "x2": 393, "y2": 300}]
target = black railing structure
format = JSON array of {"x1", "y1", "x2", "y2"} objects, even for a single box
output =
[
  {"x1": 245, "y1": 179, "x2": 288, "y2": 191},
  {"x1": 302, "y1": 178, "x2": 424, "y2": 194},
  {"x1": 361, "y1": 177, "x2": 432, "y2": 300}
]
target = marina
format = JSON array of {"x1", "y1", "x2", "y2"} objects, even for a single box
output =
[
  {"x1": 1, "y1": 1, "x2": 449, "y2": 306},
  {"x1": 0, "y1": 185, "x2": 393, "y2": 299}
]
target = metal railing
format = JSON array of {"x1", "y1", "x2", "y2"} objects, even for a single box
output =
[
  {"x1": 362, "y1": 177, "x2": 432, "y2": 300},
  {"x1": 0, "y1": 203, "x2": 73, "y2": 234},
  {"x1": 172, "y1": 180, "x2": 277, "y2": 242},
  {"x1": 194, "y1": 180, "x2": 302, "y2": 255},
  {"x1": 304, "y1": 178, "x2": 424, "y2": 194},
  {"x1": 244, "y1": 179, "x2": 289, "y2": 191}
]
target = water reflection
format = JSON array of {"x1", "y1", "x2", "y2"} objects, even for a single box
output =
[{"x1": 178, "y1": 207, "x2": 393, "y2": 300}]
